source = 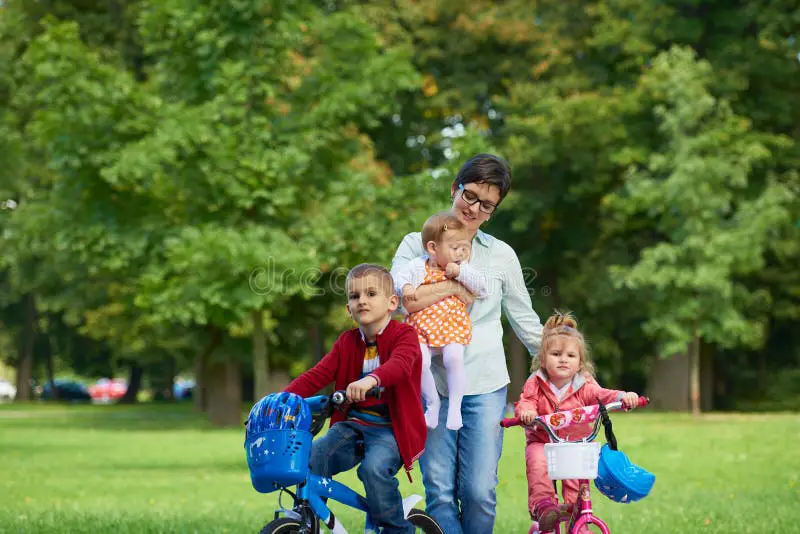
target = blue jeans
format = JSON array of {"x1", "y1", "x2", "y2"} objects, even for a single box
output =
[
  {"x1": 420, "y1": 386, "x2": 507, "y2": 534},
  {"x1": 309, "y1": 421, "x2": 414, "y2": 534}
]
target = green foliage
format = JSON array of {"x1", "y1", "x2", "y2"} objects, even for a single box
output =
[
  {"x1": 1, "y1": 0, "x2": 433, "y2": 378},
  {"x1": 609, "y1": 47, "x2": 796, "y2": 355},
  {"x1": 0, "y1": 0, "x2": 798, "y2": 407}
]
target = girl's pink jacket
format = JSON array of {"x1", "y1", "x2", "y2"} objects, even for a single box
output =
[{"x1": 514, "y1": 370, "x2": 624, "y2": 443}]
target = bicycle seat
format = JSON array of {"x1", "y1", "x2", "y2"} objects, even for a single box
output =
[{"x1": 594, "y1": 444, "x2": 655, "y2": 503}]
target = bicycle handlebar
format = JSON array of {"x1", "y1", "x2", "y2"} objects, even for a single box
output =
[
  {"x1": 331, "y1": 386, "x2": 381, "y2": 406},
  {"x1": 500, "y1": 397, "x2": 649, "y2": 443},
  {"x1": 307, "y1": 387, "x2": 382, "y2": 436}
]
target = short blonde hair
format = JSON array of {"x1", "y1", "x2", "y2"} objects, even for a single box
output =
[{"x1": 531, "y1": 310, "x2": 595, "y2": 377}]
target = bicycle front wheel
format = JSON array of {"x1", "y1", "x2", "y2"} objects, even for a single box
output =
[
  {"x1": 258, "y1": 517, "x2": 319, "y2": 534},
  {"x1": 407, "y1": 508, "x2": 444, "y2": 534}
]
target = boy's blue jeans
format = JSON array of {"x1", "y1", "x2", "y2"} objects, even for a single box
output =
[
  {"x1": 309, "y1": 421, "x2": 414, "y2": 533},
  {"x1": 419, "y1": 386, "x2": 507, "y2": 534}
]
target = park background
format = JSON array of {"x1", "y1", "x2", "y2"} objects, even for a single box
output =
[{"x1": 1, "y1": 1, "x2": 798, "y2": 532}]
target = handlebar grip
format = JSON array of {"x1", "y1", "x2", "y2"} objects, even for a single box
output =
[
  {"x1": 331, "y1": 390, "x2": 347, "y2": 405},
  {"x1": 500, "y1": 417, "x2": 521, "y2": 428},
  {"x1": 638, "y1": 396, "x2": 650, "y2": 408}
]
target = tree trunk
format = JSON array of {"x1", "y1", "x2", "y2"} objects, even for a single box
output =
[
  {"x1": 252, "y1": 309, "x2": 269, "y2": 401},
  {"x1": 119, "y1": 364, "x2": 143, "y2": 404},
  {"x1": 507, "y1": 334, "x2": 528, "y2": 406},
  {"x1": 700, "y1": 342, "x2": 714, "y2": 412},
  {"x1": 757, "y1": 349, "x2": 767, "y2": 391},
  {"x1": 194, "y1": 328, "x2": 222, "y2": 413},
  {"x1": 646, "y1": 353, "x2": 690, "y2": 411},
  {"x1": 193, "y1": 353, "x2": 206, "y2": 412},
  {"x1": 150, "y1": 356, "x2": 176, "y2": 402},
  {"x1": 44, "y1": 333, "x2": 57, "y2": 401},
  {"x1": 205, "y1": 358, "x2": 242, "y2": 427},
  {"x1": 310, "y1": 323, "x2": 325, "y2": 364},
  {"x1": 15, "y1": 294, "x2": 36, "y2": 402},
  {"x1": 192, "y1": 327, "x2": 222, "y2": 412},
  {"x1": 689, "y1": 334, "x2": 701, "y2": 416}
]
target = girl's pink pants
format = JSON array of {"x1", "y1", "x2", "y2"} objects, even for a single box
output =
[{"x1": 525, "y1": 442, "x2": 580, "y2": 515}]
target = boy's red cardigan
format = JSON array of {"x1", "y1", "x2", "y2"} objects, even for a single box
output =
[{"x1": 284, "y1": 319, "x2": 426, "y2": 478}]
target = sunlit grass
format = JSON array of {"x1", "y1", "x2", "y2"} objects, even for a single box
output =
[{"x1": 1, "y1": 404, "x2": 798, "y2": 533}]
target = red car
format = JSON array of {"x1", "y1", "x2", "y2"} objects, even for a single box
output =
[{"x1": 89, "y1": 378, "x2": 128, "y2": 402}]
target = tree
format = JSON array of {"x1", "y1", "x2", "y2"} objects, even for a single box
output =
[
  {"x1": 6, "y1": 1, "x2": 435, "y2": 423},
  {"x1": 608, "y1": 47, "x2": 796, "y2": 414}
]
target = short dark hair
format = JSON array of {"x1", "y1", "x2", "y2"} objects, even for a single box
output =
[
  {"x1": 345, "y1": 263, "x2": 394, "y2": 296},
  {"x1": 454, "y1": 153, "x2": 512, "y2": 201}
]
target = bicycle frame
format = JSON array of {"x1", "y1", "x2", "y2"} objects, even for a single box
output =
[
  {"x1": 562, "y1": 480, "x2": 608, "y2": 534},
  {"x1": 294, "y1": 473, "x2": 376, "y2": 533},
  {"x1": 274, "y1": 393, "x2": 422, "y2": 534},
  {"x1": 502, "y1": 397, "x2": 649, "y2": 534}
]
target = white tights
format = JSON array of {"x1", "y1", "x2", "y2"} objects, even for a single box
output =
[{"x1": 419, "y1": 343, "x2": 467, "y2": 430}]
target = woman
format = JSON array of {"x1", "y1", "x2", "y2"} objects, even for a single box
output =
[{"x1": 391, "y1": 154, "x2": 543, "y2": 534}]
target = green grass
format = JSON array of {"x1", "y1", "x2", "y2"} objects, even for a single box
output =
[{"x1": 1, "y1": 403, "x2": 798, "y2": 533}]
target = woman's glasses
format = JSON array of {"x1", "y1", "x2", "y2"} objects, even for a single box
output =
[{"x1": 458, "y1": 184, "x2": 498, "y2": 214}]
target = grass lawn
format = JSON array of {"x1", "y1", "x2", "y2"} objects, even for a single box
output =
[{"x1": 1, "y1": 403, "x2": 798, "y2": 533}]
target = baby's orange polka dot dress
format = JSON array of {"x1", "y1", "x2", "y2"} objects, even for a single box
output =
[{"x1": 405, "y1": 262, "x2": 473, "y2": 347}]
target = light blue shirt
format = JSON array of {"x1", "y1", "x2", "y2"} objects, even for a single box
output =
[{"x1": 391, "y1": 230, "x2": 543, "y2": 395}]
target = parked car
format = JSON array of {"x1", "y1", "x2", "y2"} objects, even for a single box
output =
[
  {"x1": 0, "y1": 378, "x2": 16, "y2": 401},
  {"x1": 173, "y1": 378, "x2": 195, "y2": 401},
  {"x1": 88, "y1": 378, "x2": 128, "y2": 403},
  {"x1": 40, "y1": 379, "x2": 92, "y2": 402}
]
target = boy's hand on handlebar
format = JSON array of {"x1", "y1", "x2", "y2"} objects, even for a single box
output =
[
  {"x1": 621, "y1": 392, "x2": 640, "y2": 410},
  {"x1": 346, "y1": 376, "x2": 379, "y2": 403},
  {"x1": 520, "y1": 410, "x2": 538, "y2": 425}
]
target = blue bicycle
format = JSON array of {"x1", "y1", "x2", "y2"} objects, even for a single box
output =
[{"x1": 245, "y1": 390, "x2": 442, "y2": 534}]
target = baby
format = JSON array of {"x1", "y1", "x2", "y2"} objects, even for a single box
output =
[{"x1": 393, "y1": 212, "x2": 487, "y2": 430}]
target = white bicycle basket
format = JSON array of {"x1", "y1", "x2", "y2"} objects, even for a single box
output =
[{"x1": 544, "y1": 442, "x2": 602, "y2": 480}]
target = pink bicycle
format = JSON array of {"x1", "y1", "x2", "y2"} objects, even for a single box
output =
[{"x1": 501, "y1": 397, "x2": 654, "y2": 534}]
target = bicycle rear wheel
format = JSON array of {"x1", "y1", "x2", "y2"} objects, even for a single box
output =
[{"x1": 407, "y1": 508, "x2": 444, "y2": 534}]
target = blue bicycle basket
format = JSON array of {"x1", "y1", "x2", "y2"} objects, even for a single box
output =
[
  {"x1": 244, "y1": 392, "x2": 313, "y2": 493},
  {"x1": 594, "y1": 444, "x2": 656, "y2": 503}
]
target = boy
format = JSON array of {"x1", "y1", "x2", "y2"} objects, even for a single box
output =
[{"x1": 284, "y1": 263, "x2": 426, "y2": 533}]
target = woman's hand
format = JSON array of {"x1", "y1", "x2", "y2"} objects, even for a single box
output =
[
  {"x1": 401, "y1": 284, "x2": 417, "y2": 304},
  {"x1": 450, "y1": 280, "x2": 475, "y2": 306},
  {"x1": 520, "y1": 410, "x2": 538, "y2": 425},
  {"x1": 402, "y1": 279, "x2": 472, "y2": 312},
  {"x1": 621, "y1": 392, "x2": 639, "y2": 410}
]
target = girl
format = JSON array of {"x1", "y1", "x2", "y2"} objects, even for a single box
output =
[
  {"x1": 515, "y1": 311, "x2": 640, "y2": 532},
  {"x1": 393, "y1": 212, "x2": 488, "y2": 431}
]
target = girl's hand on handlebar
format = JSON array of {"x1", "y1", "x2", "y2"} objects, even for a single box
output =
[
  {"x1": 346, "y1": 376, "x2": 379, "y2": 403},
  {"x1": 621, "y1": 392, "x2": 640, "y2": 410},
  {"x1": 520, "y1": 410, "x2": 537, "y2": 425}
]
